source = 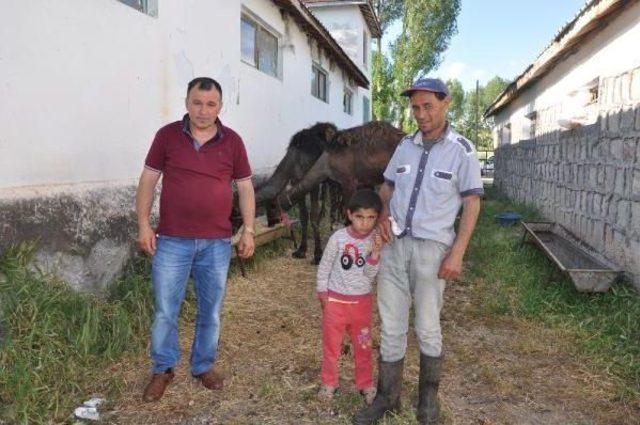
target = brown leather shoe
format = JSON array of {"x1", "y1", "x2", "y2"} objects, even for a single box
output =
[
  {"x1": 142, "y1": 370, "x2": 174, "y2": 402},
  {"x1": 194, "y1": 367, "x2": 224, "y2": 390}
]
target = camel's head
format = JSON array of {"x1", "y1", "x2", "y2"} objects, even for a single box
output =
[
  {"x1": 231, "y1": 179, "x2": 283, "y2": 230},
  {"x1": 288, "y1": 122, "x2": 338, "y2": 154}
]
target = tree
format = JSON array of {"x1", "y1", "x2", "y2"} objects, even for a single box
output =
[
  {"x1": 446, "y1": 78, "x2": 465, "y2": 128},
  {"x1": 457, "y1": 76, "x2": 510, "y2": 150},
  {"x1": 373, "y1": 0, "x2": 460, "y2": 129},
  {"x1": 372, "y1": 0, "x2": 404, "y2": 33},
  {"x1": 371, "y1": 50, "x2": 397, "y2": 121},
  {"x1": 482, "y1": 76, "x2": 510, "y2": 108},
  {"x1": 371, "y1": 1, "x2": 404, "y2": 122}
]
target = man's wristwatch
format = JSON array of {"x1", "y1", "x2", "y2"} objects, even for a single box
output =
[{"x1": 242, "y1": 226, "x2": 255, "y2": 235}]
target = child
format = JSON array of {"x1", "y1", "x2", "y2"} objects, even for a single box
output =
[{"x1": 316, "y1": 189, "x2": 383, "y2": 405}]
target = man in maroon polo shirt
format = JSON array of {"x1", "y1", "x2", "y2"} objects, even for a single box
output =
[{"x1": 136, "y1": 77, "x2": 255, "y2": 402}]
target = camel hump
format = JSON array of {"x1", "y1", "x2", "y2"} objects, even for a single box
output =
[
  {"x1": 328, "y1": 121, "x2": 403, "y2": 151},
  {"x1": 453, "y1": 136, "x2": 474, "y2": 154}
]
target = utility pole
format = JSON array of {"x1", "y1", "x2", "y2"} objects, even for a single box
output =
[{"x1": 474, "y1": 79, "x2": 479, "y2": 147}]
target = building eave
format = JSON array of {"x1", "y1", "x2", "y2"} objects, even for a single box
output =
[
  {"x1": 272, "y1": 0, "x2": 370, "y2": 88},
  {"x1": 484, "y1": 0, "x2": 632, "y2": 118},
  {"x1": 301, "y1": 0, "x2": 382, "y2": 38}
]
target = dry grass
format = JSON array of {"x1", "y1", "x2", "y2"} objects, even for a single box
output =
[
  {"x1": 105, "y1": 253, "x2": 357, "y2": 424},
  {"x1": 4, "y1": 187, "x2": 638, "y2": 424},
  {"x1": 91, "y1": 246, "x2": 640, "y2": 425},
  {"x1": 443, "y1": 282, "x2": 639, "y2": 425}
]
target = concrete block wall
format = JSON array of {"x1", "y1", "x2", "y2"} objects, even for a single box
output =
[{"x1": 494, "y1": 66, "x2": 640, "y2": 290}]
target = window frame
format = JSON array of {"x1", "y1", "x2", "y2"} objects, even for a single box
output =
[
  {"x1": 363, "y1": 30, "x2": 369, "y2": 68},
  {"x1": 241, "y1": 11, "x2": 281, "y2": 79},
  {"x1": 501, "y1": 123, "x2": 512, "y2": 145},
  {"x1": 363, "y1": 95, "x2": 371, "y2": 122},
  {"x1": 117, "y1": 0, "x2": 158, "y2": 17},
  {"x1": 343, "y1": 87, "x2": 353, "y2": 115},
  {"x1": 311, "y1": 64, "x2": 329, "y2": 103}
]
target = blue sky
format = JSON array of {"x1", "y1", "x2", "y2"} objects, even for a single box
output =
[{"x1": 383, "y1": 0, "x2": 587, "y2": 90}]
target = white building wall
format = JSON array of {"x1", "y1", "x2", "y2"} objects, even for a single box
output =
[
  {"x1": 0, "y1": 0, "x2": 367, "y2": 190},
  {"x1": 492, "y1": 1, "x2": 640, "y2": 146},
  {"x1": 0, "y1": 0, "x2": 165, "y2": 189},
  {"x1": 304, "y1": 4, "x2": 372, "y2": 123},
  {"x1": 235, "y1": 0, "x2": 367, "y2": 173},
  {"x1": 304, "y1": 5, "x2": 371, "y2": 75}
]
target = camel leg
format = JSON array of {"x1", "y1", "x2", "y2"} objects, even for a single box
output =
[
  {"x1": 292, "y1": 196, "x2": 308, "y2": 259},
  {"x1": 329, "y1": 181, "x2": 343, "y2": 228},
  {"x1": 309, "y1": 187, "x2": 322, "y2": 265},
  {"x1": 341, "y1": 183, "x2": 357, "y2": 225},
  {"x1": 319, "y1": 182, "x2": 328, "y2": 221},
  {"x1": 266, "y1": 200, "x2": 280, "y2": 227}
]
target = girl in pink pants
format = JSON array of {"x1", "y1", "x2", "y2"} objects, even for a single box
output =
[{"x1": 316, "y1": 190, "x2": 383, "y2": 405}]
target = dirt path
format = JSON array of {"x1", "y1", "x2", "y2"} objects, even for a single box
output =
[{"x1": 104, "y1": 252, "x2": 639, "y2": 425}]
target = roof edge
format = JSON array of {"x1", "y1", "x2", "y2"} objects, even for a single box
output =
[
  {"x1": 302, "y1": 1, "x2": 382, "y2": 38},
  {"x1": 485, "y1": 0, "x2": 629, "y2": 118},
  {"x1": 273, "y1": 0, "x2": 370, "y2": 88}
]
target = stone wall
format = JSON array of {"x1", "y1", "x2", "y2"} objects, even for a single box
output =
[
  {"x1": 0, "y1": 183, "x2": 140, "y2": 293},
  {"x1": 0, "y1": 174, "x2": 274, "y2": 293},
  {"x1": 494, "y1": 67, "x2": 640, "y2": 290}
]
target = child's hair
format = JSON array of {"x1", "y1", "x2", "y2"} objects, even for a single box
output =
[{"x1": 346, "y1": 189, "x2": 382, "y2": 214}]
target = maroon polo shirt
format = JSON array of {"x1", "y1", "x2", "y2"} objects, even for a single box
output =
[{"x1": 144, "y1": 115, "x2": 252, "y2": 238}]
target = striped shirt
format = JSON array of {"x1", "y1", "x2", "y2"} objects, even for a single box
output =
[{"x1": 383, "y1": 124, "x2": 484, "y2": 246}]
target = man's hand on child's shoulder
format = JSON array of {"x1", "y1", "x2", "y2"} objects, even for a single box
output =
[{"x1": 370, "y1": 231, "x2": 383, "y2": 260}]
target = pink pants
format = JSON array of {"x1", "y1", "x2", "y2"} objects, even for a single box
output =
[{"x1": 320, "y1": 292, "x2": 373, "y2": 389}]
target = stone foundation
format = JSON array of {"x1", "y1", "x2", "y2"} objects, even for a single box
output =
[{"x1": 0, "y1": 182, "x2": 140, "y2": 293}]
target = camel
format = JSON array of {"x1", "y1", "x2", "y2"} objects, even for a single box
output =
[
  {"x1": 254, "y1": 122, "x2": 338, "y2": 264},
  {"x1": 276, "y1": 121, "x2": 406, "y2": 212}
]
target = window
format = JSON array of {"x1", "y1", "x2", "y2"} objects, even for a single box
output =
[
  {"x1": 363, "y1": 31, "x2": 369, "y2": 68},
  {"x1": 312, "y1": 64, "x2": 328, "y2": 102},
  {"x1": 501, "y1": 123, "x2": 511, "y2": 145},
  {"x1": 525, "y1": 111, "x2": 537, "y2": 139},
  {"x1": 117, "y1": 0, "x2": 157, "y2": 16},
  {"x1": 343, "y1": 88, "x2": 353, "y2": 115},
  {"x1": 241, "y1": 14, "x2": 279, "y2": 78},
  {"x1": 363, "y1": 96, "x2": 371, "y2": 122},
  {"x1": 529, "y1": 115, "x2": 537, "y2": 139}
]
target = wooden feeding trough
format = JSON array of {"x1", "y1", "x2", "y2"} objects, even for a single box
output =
[
  {"x1": 232, "y1": 216, "x2": 299, "y2": 276},
  {"x1": 521, "y1": 221, "x2": 621, "y2": 292}
]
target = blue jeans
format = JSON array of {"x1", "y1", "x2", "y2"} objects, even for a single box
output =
[{"x1": 150, "y1": 235, "x2": 231, "y2": 375}]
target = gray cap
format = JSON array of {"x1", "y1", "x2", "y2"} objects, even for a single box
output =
[{"x1": 401, "y1": 78, "x2": 449, "y2": 97}]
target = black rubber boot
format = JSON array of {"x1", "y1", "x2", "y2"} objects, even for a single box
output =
[
  {"x1": 352, "y1": 358, "x2": 404, "y2": 425},
  {"x1": 416, "y1": 353, "x2": 443, "y2": 424}
]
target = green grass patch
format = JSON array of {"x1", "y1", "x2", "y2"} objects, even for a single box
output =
[
  {"x1": 0, "y1": 244, "x2": 156, "y2": 423},
  {"x1": 0, "y1": 235, "x2": 295, "y2": 424},
  {"x1": 467, "y1": 186, "x2": 640, "y2": 398}
]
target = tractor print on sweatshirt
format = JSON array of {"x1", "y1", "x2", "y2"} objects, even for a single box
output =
[{"x1": 340, "y1": 242, "x2": 369, "y2": 270}]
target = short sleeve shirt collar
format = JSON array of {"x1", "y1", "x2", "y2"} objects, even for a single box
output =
[{"x1": 181, "y1": 114, "x2": 225, "y2": 149}]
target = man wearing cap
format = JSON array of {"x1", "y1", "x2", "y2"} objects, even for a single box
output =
[
  {"x1": 354, "y1": 78, "x2": 483, "y2": 425},
  {"x1": 136, "y1": 77, "x2": 255, "y2": 402}
]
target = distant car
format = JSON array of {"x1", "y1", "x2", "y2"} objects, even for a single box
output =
[{"x1": 482, "y1": 156, "x2": 494, "y2": 176}]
